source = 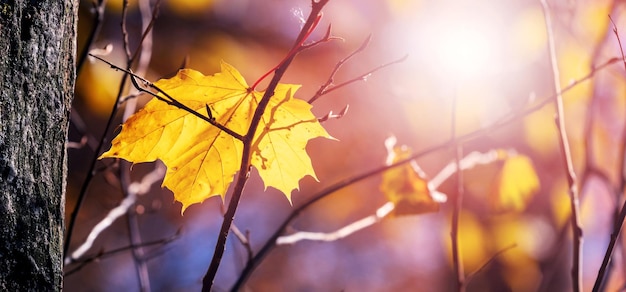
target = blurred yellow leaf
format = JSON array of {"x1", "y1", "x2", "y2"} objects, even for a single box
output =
[
  {"x1": 491, "y1": 155, "x2": 540, "y2": 212},
  {"x1": 380, "y1": 137, "x2": 445, "y2": 216},
  {"x1": 523, "y1": 106, "x2": 559, "y2": 158},
  {"x1": 511, "y1": 7, "x2": 547, "y2": 62},
  {"x1": 167, "y1": 0, "x2": 214, "y2": 15},
  {"x1": 100, "y1": 61, "x2": 332, "y2": 212},
  {"x1": 444, "y1": 211, "x2": 489, "y2": 273}
]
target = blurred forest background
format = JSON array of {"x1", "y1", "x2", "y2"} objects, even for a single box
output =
[{"x1": 64, "y1": 0, "x2": 626, "y2": 291}]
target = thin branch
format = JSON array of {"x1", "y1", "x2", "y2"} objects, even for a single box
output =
[
  {"x1": 275, "y1": 149, "x2": 505, "y2": 245},
  {"x1": 450, "y1": 86, "x2": 466, "y2": 292},
  {"x1": 76, "y1": 0, "x2": 108, "y2": 75},
  {"x1": 540, "y1": 1, "x2": 583, "y2": 291},
  {"x1": 465, "y1": 244, "x2": 517, "y2": 286},
  {"x1": 88, "y1": 54, "x2": 246, "y2": 141},
  {"x1": 63, "y1": 229, "x2": 180, "y2": 277},
  {"x1": 308, "y1": 35, "x2": 371, "y2": 103},
  {"x1": 68, "y1": 110, "x2": 99, "y2": 150},
  {"x1": 201, "y1": 1, "x2": 331, "y2": 291},
  {"x1": 299, "y1": 24, "x2": 343, "y2": 51},
  {"x1": 309, "y1": 46, "x2": 407, "y2": 104},
  {"x1": 65, "y1": 0, "x2": 162, "y2": 267},
  {"x1": 581, "y1": 7, "x2": 618, "y2": 285},
  {"x1": 317, "y1": 104, "x2": 349, "y2": 123},
  {"x1": 593, "y1": 15, "x2": 626, "y2": 292},
  {"x1": 230, "y1": 224, "x2": 253, "y2": 263},
  {"x1": 277, "y1": 202, "x2": 395, "y2": 244},
  {"x1": 64, "y1": 164, "x2": 166, "y2": 265},
  {"x1": 249, "y1": 11, "x2": 323, "y2": 91},
  {"x1": 64, "y1": 0, "x2": 114, "y2": 259},
  {"x1": 120, "y1": 1, "x2": 160, "y2": 291},
  {"x1": 64, "y1": 63, "x2": 129, "y2": 261}
]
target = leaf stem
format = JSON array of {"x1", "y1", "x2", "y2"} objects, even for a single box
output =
[{"x1": 540, "y1": 1, "x2": 583, "y2": 291}]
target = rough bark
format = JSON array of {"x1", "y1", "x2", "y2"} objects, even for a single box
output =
[{"x1": 0, "y1": 1, "x2": 77, "y2": 291}]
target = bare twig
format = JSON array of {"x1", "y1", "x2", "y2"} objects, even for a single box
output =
[
  {"x1": 593, "y1": 15, "x2": 626, "y2": 292},
  {"x1": 308, "y1": 37, "x2": 407, "y2": 104},
  {"x1": 88, "y1": 54, "x2": 245, "y2": 141},
  {"x1": 69, "y1": 109, "x2": 100, "y2": 151},
  {"x1": 119, "y1": 1, "x2": 160, "y2": 290},
  {"x1": 299, "y1": 24, "x2": 343, "y2": 51},
  {"x1": 64, "y1": 0, "x2": 116, "y2": 259},
  {"x1": 540, "y1": 1, "x2": 583, "y2": 290},
  {"x1": 275, "y1": 149, "x2": 504, "y2": 245},
  {"x1": 230, "y1": 224, "x2": 253, "y2": 263},
  {"x1": 65, "y1": 0, "x2": 162, "y2": 270},
  {"x1": 64, "y1": 164, "x2": 166, "y2": 265},
  {"x1": 277, "y1": 202, "x2": 395, "y2": 244},
  {"x1": 64, "y1": 63, "x2": 129, "y2": 261},
  {"x1": 450, "y1": 86, "x2": 466, "y2": 292},
  {"x1": 76, "y1": 0, "x2": 107, "y2": 75},
  {"x1": 308, "y1": 35, "x2": 371, "y2": 103},
  {"x1": 580, "y1": 6, "x2": 619, "y2": 285},
  {"x1": 465, "y1": 244, "x2": 517, "y2": 286},
  {"x1": 63, "y1": 229, "x2": 181, "y2": 277},
  {"x1": 317, "y1": 104, "x2": 349, "y2": 123}
]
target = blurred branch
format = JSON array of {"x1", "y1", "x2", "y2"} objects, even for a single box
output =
[
  {"x1": 235, "y1": 149, "x2": 505, "y2": 288},
  {"x1": 119, "y1": 0, "x2": 160, "y2": 291},
  {"x1": 64, "y1": 228, "x2": 180, "y2": 277},
  {"x1": 276, "y1": 150, "x2": 506, "y2": 245},
  {"x1": 450, "y1": 88, "x2": 465, "y2": 292},
  {"x1": 65, "y1": 0, "x2": 162, "y2": 270},
  {"x1": 465, "y1": 244, "x2": 517, "y2": 286},
  {"x1": 76, "y1": 0, "x2": 107, "y2": 75},
  {"x1": 202, "y1": 1, "x2": 331, "y2": 291},
  {"x1": 317, "y1": 104, "x2": 349, "y2": 123},
  {"x1": 68, "y1": 110, "x2": 99, "y2": 151},
  {"x1": 64, "y1": 164, "x2": 166, "y2": 265},
  {"x1": 540, "y1": 1, "x2": 583, "y2": 291},
  {"x1": 230, "y1": 224, "x2": 253, "y2": 263},
  {"x1": 65, "y1": 0, "x2": 115, "y2": 258},
  {"x1": 277, "y1": 202, "x2": 395, "y2": 245},
  {"x1": 593, "y1": 16, "x2": 626, "y2": 292},
  {"x1": 65, "y1": 41, "x2": 128, "y2": 265}
]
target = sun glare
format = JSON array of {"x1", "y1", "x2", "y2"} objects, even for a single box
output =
[
  {"x1": 396, "y1": 3, "x2": 506, "y2": 82},
  {"x1": 433, "y1": 26, "x2": 496, "y2": 78}
]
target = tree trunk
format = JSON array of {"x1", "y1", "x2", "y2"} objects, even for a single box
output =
[{"x1": 0, "y1": 1, "x2": 77, "y2": 291}]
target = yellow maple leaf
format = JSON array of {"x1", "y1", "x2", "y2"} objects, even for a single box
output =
[
  {"x1": 100, "y1": 61, "x2": 332, "y2": 212},
  {"x1": 380, "y1": 136, "x2": 445, "y2": 216}
]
